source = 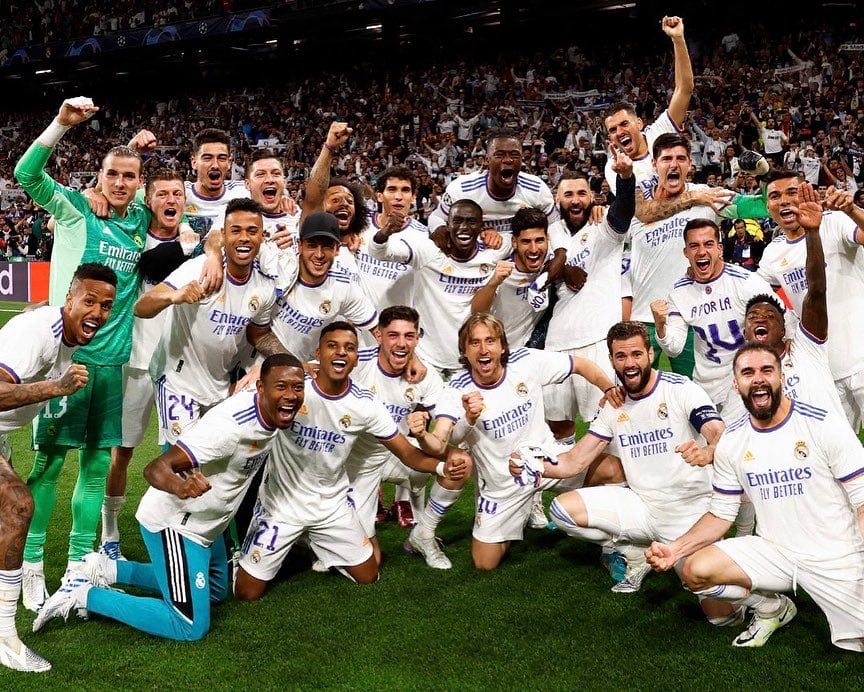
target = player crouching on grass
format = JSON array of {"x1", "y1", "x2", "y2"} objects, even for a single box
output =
[{"x1": 33, "y1": 354, "x2": 305, "y2": 641}]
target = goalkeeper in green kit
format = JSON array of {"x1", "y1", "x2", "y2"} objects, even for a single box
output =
[{"x1": 14, "y1": 97, "x2": 151, "y2": 609}]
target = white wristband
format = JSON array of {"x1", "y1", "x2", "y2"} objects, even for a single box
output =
[
  {"x1": 435, "y1": 461, "x2": 446, "y2": 478},
  {"x1": 38, "y1": 118, "x2": 71, "y2": 148}
]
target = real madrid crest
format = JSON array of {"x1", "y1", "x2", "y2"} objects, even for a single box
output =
[
  {"x1": 339, "y1": 414, "x2": 351, "y2": 429},
  {"x1": 516, "y1": 382, "x2": 529, "y2": 397},
  {"x1": 404, "y1": 387, "x2": 416, "y2": 403},
  {"x1": 657, "y1": 402, "x2": 668, "y2": 419},
  {"x1": 794, "y1": 440, "x2": 809, "y2": 460},
  {"x1": 249, "y1": 295, "x2": 260, "y2": 312},
  {"x1": 580, "y1": 232, "x2": 589, "y2": 245},
  {"x1": 319, "y1": 300, "x2": 332, "y2": 315},
  {"x1": 171, "y1": 421, "x2": 182, "y2": 437},
  {"x1": 480, "y1": 264, "x2": 491, "y2": 274}
]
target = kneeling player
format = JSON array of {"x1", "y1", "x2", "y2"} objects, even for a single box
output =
[
  {"x1": 647, "y1": 344, "x2": 864, "y2": 650},
  {"x1": 33, "y1": 354, "x2": 305, "y2": 641},
  {"x1": 233, "y1": 323, "x2": 466, "y2": 600},
  {"x1": 414, "y1": 313, "x2": 623, "y2": 571}
]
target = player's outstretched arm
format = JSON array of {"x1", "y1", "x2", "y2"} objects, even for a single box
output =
[
  {"x1": 646, "y1": 511, "x2": 732, "y2": 571},
  {"x1": 143, "y1": 445, "x2": 211, "y2": 499},
  {"x1": 382, "y1": 432, "x2": 469, "y2": 480},
  {"x1": 246, "y1": 324, "x2": 290, "y2": 358},
  {"x1": 798, "y1": 182, "x2": 828, "y2": 340},
  {"x1": 570, "y1": 356, "x2": 621, "y2": 406},
  {"x1": 605, "y1": 143, "x2": 636, "y2": 233},
  {"x1": 675, "y1": 418, "x2": 725, "y2": 467},
  {"x1": 545, "y1": 433, "x2": 609, "y2": 479},
  {"x1": 471, "y1": 261, "x2": 513, "y2": 314},
  {"x1": 652, "y1": 299, "x2": 688, "y2": 356},
  {"x1": 408, "y1": 412, "x2": 453, "y2": 458},
  {"x1": 15, "y1": 97, "x2": 99, "y2": 208},
  {"x1": 662, "y1": 16, "x2": 693, "y2": 128},
  {"x1": 0, "y1": 364, "x2": 88, "y2": 412},
  {"x1": 301, "y1": 122, "x2": 352, "y2": 224},
  {"x1": 134, "y1": 281, "x2": 204, "y2": 318},
  {"x1": 636, "y1": 184, "x2": 735, "y2": 224}
]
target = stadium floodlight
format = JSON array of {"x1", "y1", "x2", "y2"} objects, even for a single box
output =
[{"x1": 35, "y1": 68, "x2": 52, "y2": 74}]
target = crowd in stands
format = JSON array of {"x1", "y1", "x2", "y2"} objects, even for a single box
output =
[
  {"x1": 1, "y1": 12, "x2": 863, "y2": 268},
  {"x1": 0, "y1": 198, "x2": 52, "y2": 260}
]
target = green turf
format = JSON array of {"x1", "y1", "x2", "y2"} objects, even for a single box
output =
[{"x1": 1, "y1": 301, "x2": 862, "y2": 689}]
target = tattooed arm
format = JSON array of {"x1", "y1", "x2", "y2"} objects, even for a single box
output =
[{"x1": 0, "y1": 363, "x2": 88, "y2": 412}]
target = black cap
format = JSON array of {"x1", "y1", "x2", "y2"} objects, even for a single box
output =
[{"x1": 299, "y1": 211, "x2": 341, "y2": 244}]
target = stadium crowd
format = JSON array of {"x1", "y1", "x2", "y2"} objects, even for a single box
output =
[
  {"x1": 0, "y1": 6, "x2": 863, "y2": 677},
  {"x1": 0, "y1": 11, "x2": 862, "y2": 254}
]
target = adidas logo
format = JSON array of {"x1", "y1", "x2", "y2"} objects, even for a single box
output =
[
  {"x1": 617, "y1": 412, "x2": 630, "y2": 422},
  {"x1": 744, "y1": 450, "x2": 754, "y2": 462}
]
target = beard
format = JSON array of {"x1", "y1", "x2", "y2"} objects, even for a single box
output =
[
  {"x1": 742, "y1": 382, "x2": 782, "y2": 421},
  {"x1": 559, "y1": 201, "x2": 592, "y2": 235},
  {"x1": 615, "y1": 362, "x2": 652, "y2": 394}
]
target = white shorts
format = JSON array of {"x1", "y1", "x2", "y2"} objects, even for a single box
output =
[
  {"x1": 835, "y1": 371, "x2": 864, "y2": 431},
  {"x1": 121, "y1": 366, "x2": 156, "y2": 448},
  {"x1": 716, "y1": 536, "x2": 864, "y2": 652},
  {"x1": 577, "y1": 485, "x2": 708, "y2": 545},
  {"x1": 543, "y1": 341, "x2": 612, "y2": 422},
  {"x1": 347, "y1": 452, "x2": 430, "y2": 537},
  {"x1": 155, "y1": 376, "x2": 205, "y2": 446},
  {"x1": 239, "y1": 497, "x2": 373, "y2": 581},
  {"x1": 473, "y1": 473, "x2": 585, "y2": 544}
]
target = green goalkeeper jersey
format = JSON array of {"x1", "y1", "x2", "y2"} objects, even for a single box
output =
[{"x1": 15, "y1": 141, "x2": 150, "y2": 365}]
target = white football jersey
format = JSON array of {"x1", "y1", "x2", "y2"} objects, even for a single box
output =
[
  {"x1": 589, "y1": 371, "x2": 722, "y2": 527},
  {"x1": 758, "y1": 212, "x2": 864, "y2": 378},
  {"x1": 0, "y1": 307, "x2": 75, "y2": 433},
  {"x1": 258, "y1": 377, "x2": 398, "y2": 524},
  {"x1": 546, "y1": 215, "x2": 627, "y2": 350},
  {"x1": 159, "y1": 254, "x2": 277, "y2": 406},
  {"x1": 369, "y1": 232, "x2": 508, "y2": 371},
  {"x1": 660, "y1": 263, "x2": 774, "y2": 404},
  {"x1": 345, "y1": 347, "x2": 446, "y2": 473},
  {"x1": 429, "y1": 171, "x2": 561, "y2": 241},
  {"x1": 713, "y1": 401, "x2": 864, "y2": 579},
  {"x1": 604, "y1": 109, "x2": 682, "y2": 194},
  {"x1": 353, "y1": 216, "x2": 428, "y2": 309},
  {"x1": 436, "y1": 348, "x2": 573, "y2": 499},
  {"x1": 486, "y1": 255, "x2": 550, "y2": 348},
  {"x1": 269, "y1": 266, "x2": 377, "y2": 360},
  {"x1": 628, "y1": 184, "x2": 718, "y2": 322},
  {"x1": 781, "y1": 323, "x2": 846, "y2": 419},
  {"x1": 128, "y1": 231, "x2": 179, "y2": 370},
  {"x1": 136, "y1": 390, "x2": 278, "y2": 547},
  {"x1": 183, "y1": 180, "x2": 248, "y2": 234}
]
